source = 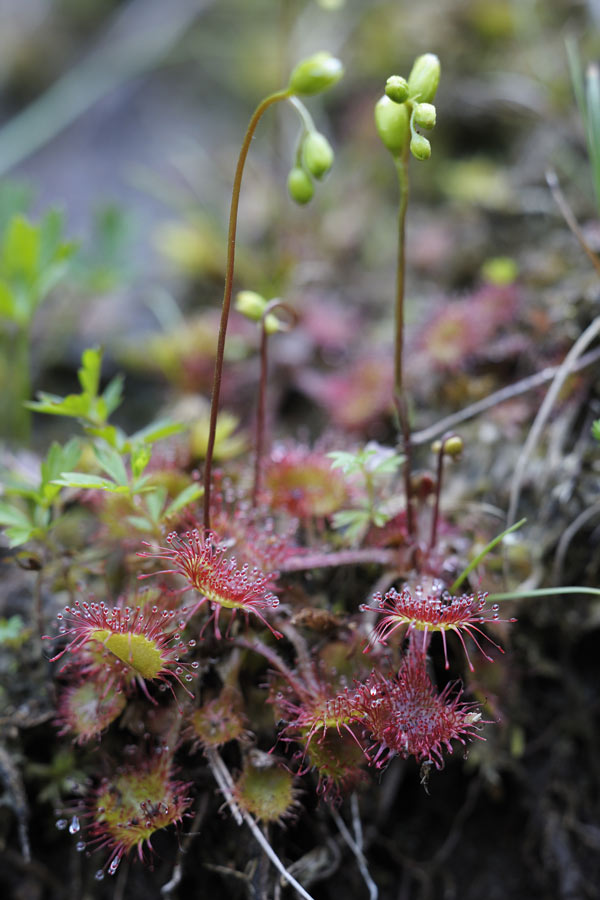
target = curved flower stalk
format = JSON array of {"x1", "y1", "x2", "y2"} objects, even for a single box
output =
[
  {"x1": 203, "y1": 53, "x2": 343, "y2": 532},
  {"x1": 47, "y1": 599, "x2": 200, "y2": 702},
  {"x1": 361, "y1": 581, "x2": 515, "y2": 671},
  {"x1": 139, "y1": 530, "x2": 282, "y2": 639}
]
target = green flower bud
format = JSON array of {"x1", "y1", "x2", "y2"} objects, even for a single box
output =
[
  {"x1": 431, "y1": 436, "x2": 463, "y2": 458},
  {"x1": 264, "y1": 313, "x2": 282, "y2": 335},
  {"x1": 302, "y1": 132, "x2": 334, "y2": 179},
  {"x1": 443, "y1": 436, "x2": 463, "y2": 458},
  {"x1": 374, "y1": 95, "x2": 410, "y2": 154},
  {"x1": 287, "y1": 167, "x2": 314, "y2": 205},
  {"x1": 410, "y1": 133, "x2": 431, "y2": 160},
  {"x1": 407, "y1": 53, "x2": 441, "y2": 103},
  {"x1": 235, "y1": 290, "x2": 267, "y2": 321},
  {"x1": 288, "y1": 52, "x2": 344, "y2": 96},
  {"x1": 385, "y1": 75, "x2": 409, "y2": 104},
  {"x1": 413, "y1": 102, "x2": 436, "y2": 130}
]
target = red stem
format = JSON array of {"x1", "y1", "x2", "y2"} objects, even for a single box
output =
[
  {"x1": 252, "y1": 321, "x2": 269, "y2": 508},
  {"x1": 203, "y1": 88, "x2": 290, "y2": 534},
  {"x1": 252, "y1": 300, "x2": 298, "y2": 508},
  {"x1": 429, "y1": 434, "x2": 449, "y2": 551},
  {"x1": 393, "y1": 148, "x2": 416, "y2": 542}
]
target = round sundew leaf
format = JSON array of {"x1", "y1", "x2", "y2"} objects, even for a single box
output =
[
  {"x1": 90, "y1": 629, "x2": 163, "y2": 680},
  {"x1": 189, "y1": 691, "x2": 248, "y2": 749},
  {"x1": 235, "y1": 764, "x2": 296, "y2": 823},
  {"x1": 58, "y1": 680, "x2": 126, "y2": 743},
  {"x1": 89, "y1": 757, "x2": 192, "y2": 872}
]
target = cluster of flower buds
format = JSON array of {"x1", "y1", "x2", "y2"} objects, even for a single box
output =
[
  {"x1": 375, "y1": 53, "x2": 440, "y2": 161},
  {"x1": 286, "y1": 52, "x2": 343, "y2": 204},
  {"x1": 235, "y1": 290, "x2": 283, "y2": 334}
]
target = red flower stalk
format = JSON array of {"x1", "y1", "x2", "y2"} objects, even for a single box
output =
[
  {"x1": 352, "y1": 657, "x2": 484, "y2": 769},
  {"x1": 47, "y1": 600, "x2": 200, "y2": 702},
  {"x1": 361, "y1": 581, "x2": 515, "y2": 670},
  {"x1": 85, "y1": 753, "x2": 192, "y2": 877},
  {"x1": 138, "y1": 530, "x2": 282, "y2": 639}
]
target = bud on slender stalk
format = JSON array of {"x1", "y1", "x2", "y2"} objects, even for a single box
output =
[
  {"x1": 289, "y1": 52, "x2": 344, "y2": 95},
  {"x1": 407, "y1": 53, "x2": 441, "y2": 103},
  {"x1": 410, "y1": 133, "x2": 431, "y2": 160},
  {"x1": 302, "y1": 132, "x2": 334, "y2": 179},
  {"x1": 287, "y1": 167, "x2": 314, "y2": 204},
  {"x1": 375, "y1": 95, "x2": 410, "y2": 154},
  {"x1": 264, "y1": 313, "x2": 282, "y2": 334},
  {"x1": 413, "y1": 102, "x2": 436, "y2": 130},
  {"x1": 385, "y1": 75, "x2": 409, "y2": 104},
  {"x1": 235, "y1": 290, "x2": 268, "y2": 321},
  {"x1": 443, "y1": 435, "x2": 463, "y2": 457}
]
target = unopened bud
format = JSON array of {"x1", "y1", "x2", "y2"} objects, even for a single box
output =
[
  {"x1": 410, "y1": 133, "x2": 431, "y2": 160},
  {"x1": 289, "y1": 52, "x2": 344, "y2": 96},
  {"x1": 235, "y1": 290, "x2": 267, "y2": 321},
  {"x1": 302, "y1": 132, "x2": 334, "y2": 179},
  {"x1": 287, "y1": 167, "x2": 314, "y2": 204},
  {"x1": 264, "y1": 314, "x2": 282, "y2": 335},
  {"x1": 431, "y1": 436, "x2": 463, "y2": 458},
  {"x1": 407, "y1": 53, "x2": 440, "y2": 103},
  {"x1": 385, "y1": 75, "x2": 409, "y2": 104},
  {"x1": 413, "y1": 102, "x2": 436, "y2": 130},
  {"x1": 374, "y1": 95, "x2": 410, "y2": 154},
  {"x1": 443, "y1": 436, "x2": 463, "y2": 457}
]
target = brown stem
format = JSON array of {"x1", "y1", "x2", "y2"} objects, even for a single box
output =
[
  {"x1": 252, "y1": 300, "x2": 298, "y2": 508},
  {"x1": 393, "y1": 149, "x2": 416, "y2": 542},
  {"x1": 429, "y1": 434, "x2": 452, "y2": 551},
  {"x1": 253, "y1": 322, "x2": 269, "y2": 509},
  {"x1": 545, "y1": 168, "x2": 600, "y2": 278},
  {"x1": 203, "y1": 88, "x2": 290, "y2": 534}
]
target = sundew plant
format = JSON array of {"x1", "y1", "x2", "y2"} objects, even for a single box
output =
[{"x1": 1, "y1": 8, "x2": 600, "y2": 899}]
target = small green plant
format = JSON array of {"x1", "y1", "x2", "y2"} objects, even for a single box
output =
[
  {"x1": 0, "y1": 209, "x2": 75, "y2": 442},
  {"x1": 328, "y1": 443, "x2": 404, "y2": 543},
  {"x1": 0, "y1": 437, "x2": 81, "y2": 547},
  {"x1": 24, "y1": 347, "x2": 201, "y2": 531}
]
